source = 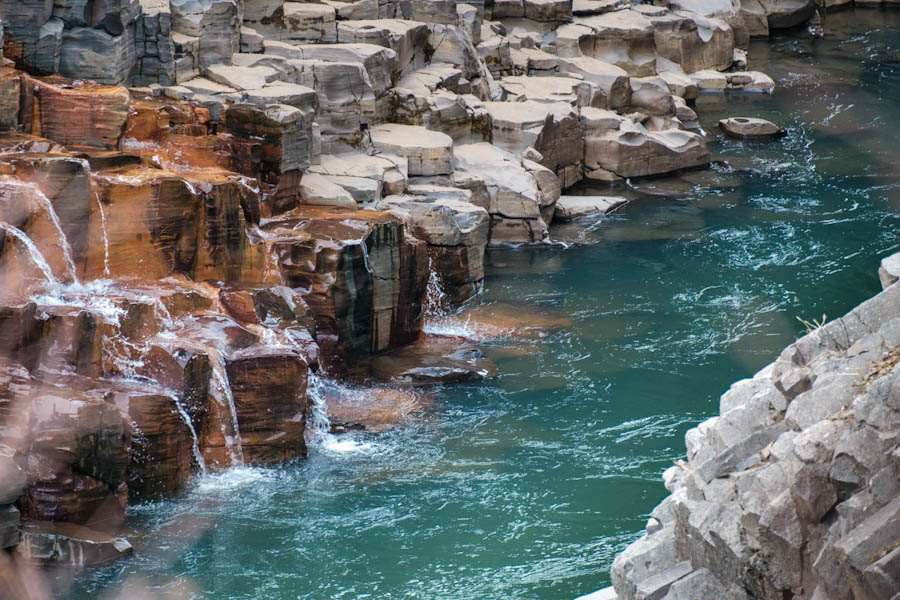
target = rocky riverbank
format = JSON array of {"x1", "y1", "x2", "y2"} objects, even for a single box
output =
[
  {"x1": 0, "y1": 0, "x2": 888, "y2": 591},
  {"x1": 577, "y1": 255, "x2": 900, "y2": 600}
]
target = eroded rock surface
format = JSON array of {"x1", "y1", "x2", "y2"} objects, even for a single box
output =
[{"x1": 609, "y1": 258, "x2": 900, "y2": 600}]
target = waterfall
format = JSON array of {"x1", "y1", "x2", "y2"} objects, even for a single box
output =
[
  {"x1": 31, "y1": 188, "x2": 79, "y2": 283},
  {"x1": 305, "y1": 372, "x2": 333, "y2": 445},
  {"x1": 424, "y1": 258, "x2": 448, "y2": 319},
  {"x1": 93, "y1": 189, "x2": 111, "y2": 277},
  {"x1": 0, "y1": 223, "x2": 57, "y2": 284},
  {"x1": 170, "y1": 394, "x2": 208, "y2": 475},
  {"x1": 211, "y1": 354, "x2": 245, "y2": 465}
]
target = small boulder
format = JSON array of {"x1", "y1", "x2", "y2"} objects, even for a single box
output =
[{"x1": 718, "y1": 117, "x2": 786, "y2": 139}]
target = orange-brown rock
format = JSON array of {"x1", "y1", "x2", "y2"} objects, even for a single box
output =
[
  {"x1": 111, "y1": 380, "x2": 195, "y2": 499},
  {"x1": 325, "y1": 385, "x2": 433, "y2": 434},
  {"x1": 362, "y1": 334, "x2": 498, "y2": 386},
  {"x1": 428, "y1": 245, "x2": 484, "y2": 306},
  {"x1": 264, "y1": 206, "x2": 428, "y2": 372},
  {"x1": 226, "y1": 347, "x2": 309, "y2": 463},
  {"x1": 0, "y1": 153, "x2": 93, "y2": 273},
  {"x1": 0, "y1": 177, "x2": 80, "y2": 288},
  {"x1": 217, "y1": 283, "x2": 319, "y2": 367},
  {"x1": 0, "y1": 132, "x2": 66, "y2": 155},
  {"x1": 89, "y1": 166, "x2": 264, "y2": 282},
  {"x1": 31, "y1": 78, "x2": 130, "y2": 150}
]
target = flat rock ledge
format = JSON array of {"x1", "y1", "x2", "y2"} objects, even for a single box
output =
[{"x1": 589, "y1": 252, "x2": 900, "y2": 600}]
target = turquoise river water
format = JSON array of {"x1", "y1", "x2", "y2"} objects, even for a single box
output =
[{"x1": 69, "y1": 10, "x2": 900, "y2": 600}]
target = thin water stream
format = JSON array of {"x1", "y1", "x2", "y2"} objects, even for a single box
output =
[{"x1": 68, "y1": 11, "x2": 900, "y2": 599}]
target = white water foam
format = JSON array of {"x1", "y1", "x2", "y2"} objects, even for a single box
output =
[
  {"x1": 306, "y1": 373, "x2": 381, "y2": 456},
  {"x1": 211, "y1": 354, "x2": 245, "y2": 465},
  {"x1": 30, "y1": 187, "x2": 79, "y2": 283},
  {"x1": 170, "y1": 393, "x2": 208, "y2": 475},
  {"x1": 193, "y1": 466, "x2": 272, "y2": 494}
]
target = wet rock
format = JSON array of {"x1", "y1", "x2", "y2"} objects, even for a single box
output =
[
  {"x1": 718, "y1": 117, "x2": 786, "y2": 139},
  {"x1": 363, "y1": 334, "x2": 497, "y2": 385},
  {"x1": 375, "y1": 191, "x2": 490, "y2": 304},
  {"x1": 16, "y1": 521, "x2": 132, "y2": 567},
  {"x1": 554, "y1": 195, "x2": 627, "y2": 220},
  {"x1": 324, "y1": 384, "x2": 432, "y2": 433},
  {"x1": 16, "y1": 386, "x2": 128, "y2": 530},
  {"x1": 225, "y1": 346, "x2": 309, "y2": 463},
  {"x1": 264, "y1": 206, "x2": 428, "y2": 371}
]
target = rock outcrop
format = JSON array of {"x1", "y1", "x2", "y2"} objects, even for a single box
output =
[{"x1": 606, "y1": 257, "x2": 900, "y2": 600}]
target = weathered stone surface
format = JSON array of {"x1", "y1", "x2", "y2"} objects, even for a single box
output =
[
  {"x1": 454, "y1": 143, "x2": 557, "y2": 244},
  {"x1": 483, "y1": 100, "x2": 583, "y2": 187},
  {"x1": 554, "y1": 195, "x2": 627, "y2": 220},
  {"x1": 59, "y1": 26, "x2": 136, "y2": 85},
  {"x1": 573, "y1": 10, "x2": 658, "y2": 77},
  {"x1": 32, "y1": 78, "x2": 130, "y2": 149},
  {"x1": 609, "y1": 275, "x2": 900, "y2": 600},
  {"x1": 170, "y1": 0, "x2": 239, "y2": 68},
  {"x1": 719, "y1": 116, "x2": 786, "y2": 139},
  {"x1": 369, "y1": 123, "x2": 454, "y2": 176},
  {"x1": 582, "y1": 107, "x2": 709, "y2": 177}
]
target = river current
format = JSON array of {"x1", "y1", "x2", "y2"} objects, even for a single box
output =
[{"x1": 70, "y1": 10, "x2": 900, "y2": 600}]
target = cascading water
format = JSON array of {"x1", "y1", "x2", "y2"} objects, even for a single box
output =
[
  {"x1": 424, "y1": 258, "x2": 448, "y2": 319},
  {"x1": 0, "y1": 222, "x2": 57, "y2": 284},
  {"x1": 93, "y1": 188, "x2": 111, "y2": 277},
  {"x1": 170, "y1": 393, "x2": 208, "y2": 475},
  {"x1": 211, "y1": 354, "x2": 245, "y2": 465},
  {"x1": 304, "y1": 372, "x2": 333, "y2": 445},
  {"x1": 29, "y1": 187, "x2": 79, "y2": 283}
]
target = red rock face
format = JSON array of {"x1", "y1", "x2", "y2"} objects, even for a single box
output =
[
  {"x1": 226, "y1": 348, "x2": 309, "y2": 464},
  {"x1": 31, "y1": 78, "x2": 131, "y2": 150},
  {"x1": 264, "y1": 206, "x2": 428, "y2": 373}
]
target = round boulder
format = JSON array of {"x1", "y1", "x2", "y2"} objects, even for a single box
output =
[{"x1": 718, "y1": 117, "x2": 786, "y2": 139}]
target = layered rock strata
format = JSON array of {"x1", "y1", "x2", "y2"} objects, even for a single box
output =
[{"x1": 0, "y1": 0, "x2": 831, "y2": 578}]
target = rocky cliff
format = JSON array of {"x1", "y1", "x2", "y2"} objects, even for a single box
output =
[
  {"x1": 600, "y1": 256, "x2": 900, "y2": 600},
  {"x1": 0, "y1": 0, "x2": 858, "y2": 584}
]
